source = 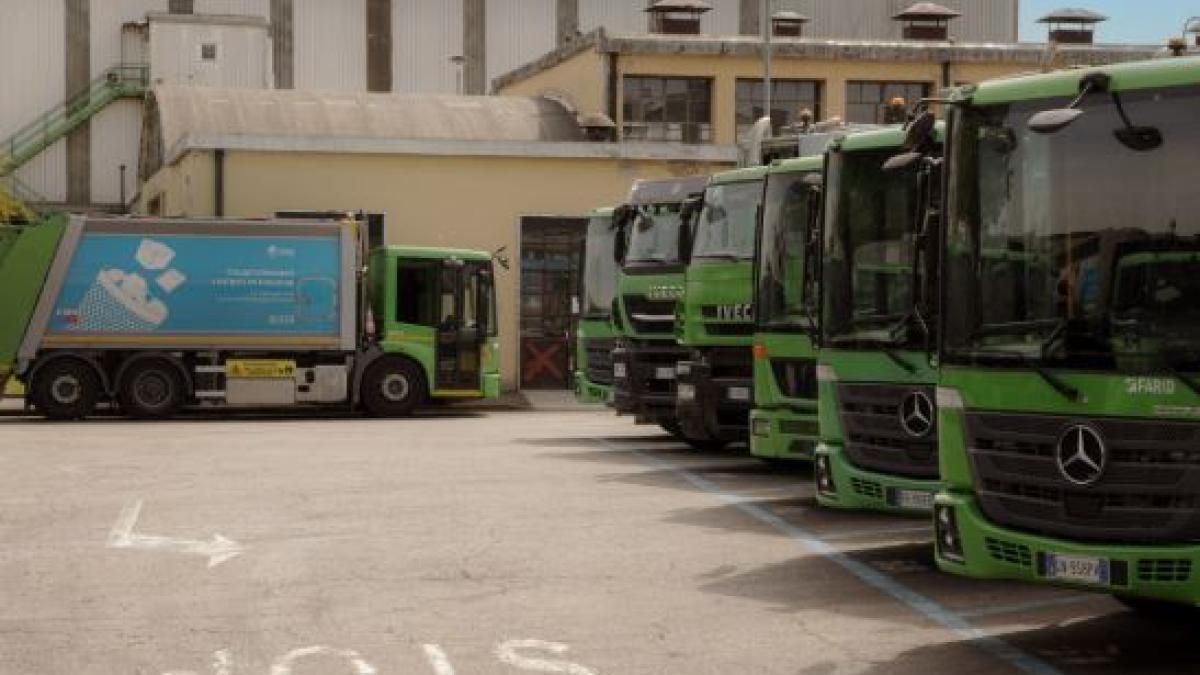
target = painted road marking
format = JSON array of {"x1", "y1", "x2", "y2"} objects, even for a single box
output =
[
  {"x1": 423, "y1": 644, "x2": 458, "y2": 675},
  {"x1": 611, "y1": 441, "x2": 1061, "y2": 675},
  {"x1": 107, "y1": 499, "x2": 244, "y2": 568},
  {"x1": 269, "y1": 646, "x2": 376, "y2": 675},
  {"x1": 495, "y1": 640, "x2": 598, "y2": 675}
]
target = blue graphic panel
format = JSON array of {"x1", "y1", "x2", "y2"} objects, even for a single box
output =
[{"x1": 48, "y1": 233, "x2": 342, "y2": 335}]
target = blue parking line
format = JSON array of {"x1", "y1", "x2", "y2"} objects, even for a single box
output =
[{"x1": 624, "y1": 446, "x2": 1060, "y2": 675}]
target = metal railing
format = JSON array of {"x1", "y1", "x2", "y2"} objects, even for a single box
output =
[{"x1": 0, "y1": 63, "x2": 149, "y2": 177}]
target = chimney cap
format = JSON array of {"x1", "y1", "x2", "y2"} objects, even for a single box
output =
[
  {"x1": 1186, "y1": 17, "x2": 1200, "y2": 33},
  {"x1": 772, "y1": 9, "x2": 811, "y2": 23},
  {"x1": 577, "y1": 112, "x2": 616, "y2": 129},
  {"x1": 645, "y1": 0, "x2": 712, "y2": 13},
  {"x1": 893, "y1": 2, "x2": 962, "y2": 21},
  {"x1": 1037, "y1": 8, "x2": 1108, "y2": 25}
]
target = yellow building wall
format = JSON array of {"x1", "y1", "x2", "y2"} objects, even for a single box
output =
[
  {"x1": 494, "y1": 48, "x2": 609, "y2": 116},
  {"x1": 136, "y1": 150, "x2": 731, "y2": 391},
  {"x1": 500, "y1": 51, "x2": 1051, "y2": 146}
]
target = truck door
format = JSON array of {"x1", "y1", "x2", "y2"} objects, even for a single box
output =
[{"x1": 434, "y1": 263, "x2": 484, "y2": 390}]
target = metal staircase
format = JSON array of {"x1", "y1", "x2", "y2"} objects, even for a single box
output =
[{"x1": 0, "y1": 63, "x2": 149, "y2": 180}]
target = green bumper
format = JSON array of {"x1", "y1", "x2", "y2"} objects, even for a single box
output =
[
  {"x1": 574, "y1": 372, "x2": 612, "y2": 405},
  {"x1": 815, "y1": 442, "x2": 939, "y2": 516},
  {"x1": 482, "y1": 372, "x2": 501, "y2": 399},
  {"x1": 749, "y1": 407, "x2": 816, "y2": 461},
  {"x1": 935, "y1": 491, "x2": 1200, "y2": 604}
]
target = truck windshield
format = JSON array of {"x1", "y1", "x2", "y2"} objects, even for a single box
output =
[
  {"x1": 691, "y1": 180, "x2": 762, "y2": 261},
  {"x1": 757, "y1": 171, "x2": 819, "y2": 330},
  {"x1": 624, "y1": 204, "x2": 684, "y2": 266},
  {"x1": 943, "y1": 86, "x2": 1200, "y2": 372},
  {"x1": 821, "y1": 147, "x2": 922, "y2": 347},
  {"x1": 581, "y1": 214, "x2": 619, "y2": 317}
]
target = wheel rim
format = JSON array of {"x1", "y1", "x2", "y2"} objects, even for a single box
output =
[
  {"x1": 50, "y1": 374, "x2": 82, "y2": 405},
  {"x1": 134, "y1": 371, "x2": 172, "y2": 409},
  {"x1": 380, "y1": 373, "x2": 410, "y2": 402}
]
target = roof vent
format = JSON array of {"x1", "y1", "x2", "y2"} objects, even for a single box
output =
[
  {"x1": 771, "y1": 10, "x2": 810, "y2": 38},
  {"x1": 893, "y1": 2, "x2": 960, "y2": 41},
  {"x1": 578, "y1": 112, "x2": 616, "y2": 142},
  {"x1": 645, "y1": 0, "x2": 711, "y2": 36},
  {"x1": 1038, "y1": 8, "x2": 1107, "y2": 45}
]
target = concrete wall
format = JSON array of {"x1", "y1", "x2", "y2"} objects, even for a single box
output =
[
  {"x1": 493, "y1": 48, "x2": 609, "y2": 117},
  {"x1": 136, "y1": 149, "x2": 732, "y2": 389}
]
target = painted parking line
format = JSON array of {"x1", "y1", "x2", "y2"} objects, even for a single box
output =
[
  {"x1": 609, "y1": 441, "x2": 1061, "y2": 675},
  {"x1": 819, "y1": 525, "x2": 932, "y2": 542},
  {"x1": 957, "y1": 595, "x2": 1098, "y2": 619}
]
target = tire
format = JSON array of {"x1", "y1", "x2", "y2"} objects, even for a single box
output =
[
  {"x1": 119, "y1": 359, "x2": 186, "y2": 419},
  {"x1": 361, "y1": 358, "x2": 426, "y2": 417},
  {"x1": 659, "y1": 421, "x2": 684, "y2": 438},
  {"x1": 30, "y1": 359, "x2": 100, "y2": 421},
  {"x1": 1115, "y1": 595, "x2": 1200, "y2": 620}
]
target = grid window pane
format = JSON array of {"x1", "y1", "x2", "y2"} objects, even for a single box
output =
[
  {"x1": 623, "y1": 76, "x2": 713, "y2": 144},
  {"x1": 845, "y1": 80, "x2": 932, "y2": 124},
  {"x1": 735, "y1": 78, "x2": 823, "y2": 141}
]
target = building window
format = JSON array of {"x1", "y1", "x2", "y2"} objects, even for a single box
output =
[
  {"x1": 735, "y1": 78, "x2": 822, "y2": 141},
  {"x1": 200, "y1": 43, "x2": 219, "y2": 62},
  {"x1": 845, "y1": 81, "x2": 932, "y2": 124},
  {"x1": 622, "y1": 76, "x2": 712, "y2": 144}
]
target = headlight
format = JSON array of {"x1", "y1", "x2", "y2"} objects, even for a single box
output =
[
  {"x1": 752, "y1": 417, "x2": 770, "y2": 437},
  {"x1": 677, "y1": 383, "x2": 696, "y2": 401},
  {"x1": 676, "y1": 362, "x2": 692, "y2": 377},
  {"x1": 935, "y1": 504, "x2": 965, "y2": 563},
  {"x1": 815, "y1": 454, "x2": 836, "y2": 495}
]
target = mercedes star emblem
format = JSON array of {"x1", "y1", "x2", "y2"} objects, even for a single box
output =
[
  {"x1": 1056, "y1": 425, "x2": 1107, "y2": 486},
  {"x1": 899, "y1": 391, "x2": 935, "y2": 438}
]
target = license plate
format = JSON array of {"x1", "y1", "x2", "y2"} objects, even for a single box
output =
[
  {"x1": 889, "y1": 488, "x2": 935, "y2": 512},
  {"x1": 727, "y1": 386, "x2": 750, "y2": 402},
  {"x1": 1044, "y1": 553, "x2": 1110, "y2": 586},
  {"x1": 655, "y1": 367, "x2": 676, "y2": 380},
  {"x1": 613, "y1": 363, "x2": 627, "y2": 379}
]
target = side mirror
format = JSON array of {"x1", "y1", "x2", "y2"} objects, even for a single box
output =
[
  {"x1": 904, "y1": 110, "x2": 937, "y2": 150},
  {"x1": 613, "y1": 227, "x2": 628, "y2": 265},
  {"x1": 1028, "y1": 108, "x2": 1085, "y2": 134},
  {"x1": 882, "y1": 151, "x2": 922, "y2": 172}
]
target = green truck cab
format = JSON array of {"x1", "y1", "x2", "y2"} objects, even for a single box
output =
[
  {"x1": 611, "y1": 176, "x2": 709, "y2": 432},
  {"x1": 933, "y1": 57, "x2": 1200, "y2": 610},
  {"x1": 575, "y1": 207, "x2": 622, "y2": 404},
  {"x1": 750, "y1": 155, "x2": 825, "y2": 462},
  {"x1": 812, "y1": 124, "x2": 945, "y2": 514},
  {"x1": 1, "y1": 212, "x2": 499, "y2": 420},
  {"x1": 674, "y1": 167, "x2": 767, "y2": 447}
]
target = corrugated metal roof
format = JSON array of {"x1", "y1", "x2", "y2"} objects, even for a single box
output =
[{"x1": 147, "y1": 85, "x2": 582, "y2": 150}]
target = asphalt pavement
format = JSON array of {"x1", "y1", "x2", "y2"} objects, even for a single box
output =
[{"x1": 0, "y1": 395, "x2": 1196, "y2": 674}]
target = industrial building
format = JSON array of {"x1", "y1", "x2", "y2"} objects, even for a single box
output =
[{"x1": 0, "y1": 0, "x2": 1163, "y2": 391}]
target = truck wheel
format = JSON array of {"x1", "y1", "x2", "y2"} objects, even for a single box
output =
[
  {"x1": 659, "y1": 421, "x2": 684, "y2": 438},
  {"x1": 119, "y1": 359, "x2": 186, "y2": 419},
  {"x1": 361, "y1": 358, "x2": 426, "y2": 417},
  {"x1": 31, "y1": 359, "x2": 100, "y2": 421}
]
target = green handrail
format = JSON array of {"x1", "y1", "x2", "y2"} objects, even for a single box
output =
[{"x1": 0, "y1": 63, "x2": 148, "y2": 177}]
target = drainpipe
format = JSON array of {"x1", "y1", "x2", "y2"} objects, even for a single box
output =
[{"x1": 214, "y1": 148, "x2": 225, "y2": 217}]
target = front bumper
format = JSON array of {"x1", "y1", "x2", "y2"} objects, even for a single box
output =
[
  {"x1": 612, "y1": 342, "x2": 687, "y2": 424},
  {"x1": 935, "y1": 491, "x2": 1200, "y2": 604},
  {"x1": 814, "y1": 442, "x2": 939, "y2": 516},
  {"x1": 749, "y1": 407, "x2": 817, "y2": 461},
  {"x1": 482, "y1": 372, "x2": 501, "y2": 399},
  {"x1": 675, "y1": 357, "x2": 752, "y2": 442}
]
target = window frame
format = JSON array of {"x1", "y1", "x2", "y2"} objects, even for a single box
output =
[
  {"x1": 621, "y1": 75, "x2": 714, "y2": 144},
  {"x1": 844, "y1": 80, "x2": 933, "y2": 124},
  {"x1": 734, "y1": 77, "x2": 823, "y2": 140}
]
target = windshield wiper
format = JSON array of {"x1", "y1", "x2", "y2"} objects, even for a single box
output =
[
  {"x1": 887, "y1": 308, "x2": 930, "y2": 344},
  {"x1": 970, "y1": 348, "x2": 1082, "y2": 403},
  {"x1": 884, "y1": 349, "x2": 917, "y2": 374},
  {"x1": 695, "y1": 251, "x2": 744, "y2": 261},
  {"x1": 1039, "y1": 319, "x2": 1070, "y2": 360}
]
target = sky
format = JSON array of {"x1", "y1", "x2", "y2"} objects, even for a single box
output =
[{"x1": 1018, "y1": 0, "x2": 1198, "y2": 44}]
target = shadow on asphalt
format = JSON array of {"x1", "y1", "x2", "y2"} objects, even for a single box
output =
[{"x1": 863, "y1": 609, "x2": 1200, "y2": 674}]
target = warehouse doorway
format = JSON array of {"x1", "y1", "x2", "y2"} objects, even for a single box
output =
[{"x1": 519, "y1": 216, "x2": 587, "y2": 389}]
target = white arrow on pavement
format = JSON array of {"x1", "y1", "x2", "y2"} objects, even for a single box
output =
[{"x1": 107, "y1": 499, "x2": 245, "y2": 568}]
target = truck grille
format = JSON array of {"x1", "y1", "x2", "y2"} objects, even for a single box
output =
[
  {"x1": 836, "y1": 383, "x2": 938, "y2": 479},
  {"x1": 966, "y1": 413, "x2": 1200, "y2": 544},
  {"x1": 709, "y1": 347, "x2": 753, "y2": 380},
  {"x1": 770, "y1": 358, "x2": 817, "y2": 399},
  {"x1": 622, "y1": 295, "x2": 676, "y2": 335},
  {"x1": 584, "y1": 338, "x2": 615, "y2": 386}
]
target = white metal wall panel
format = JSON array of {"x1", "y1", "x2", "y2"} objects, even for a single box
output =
[
  {"x1": 0, "y1": 0, "x2": 67, "y2": 201},
  {"x1": 485, "y1": 0, "x2": 556, "y2": 86},
  {"x1": 394, "y1": 0, "x2": 463, "y2": 93},
  {"x1": 150, "y1": 21, "x2": 271, "y2": 88},
  {"x1": 579, "y1": 0, "x2": 738, "y2": 35},
  {"x1": 193, "y1": 0, "x2": 270, "y2": 17},
  {"x1": 293, "y1": 0, "x2": 366, "y2": 91}
]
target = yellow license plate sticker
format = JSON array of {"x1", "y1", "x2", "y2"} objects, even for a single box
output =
[{"x1": 227, "y1": 360, "x2": 296, "y2": 379}]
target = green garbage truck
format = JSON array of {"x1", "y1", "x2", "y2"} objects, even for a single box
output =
[
  {"x1": 575, "y1": 207, "x2": 623, "y2": 404},
  {"x1": 674, "y1": 166, "x2": 767, "y2": 448},
  {"x1": 611, "y1": 175, "x2": 709, "y2": 436},
  {"x1": 749, "y1": 154, "x2": 825, "y2": 462},
  {"x1": 933, "y1": 56, "x2": 1200, "y2": 610},
  {"x1": 813, "y1": 123, "x2": 945, "y2": 514},
  {"x1": 0, "y1": 212, "x2": 500, "y2": 419}
]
